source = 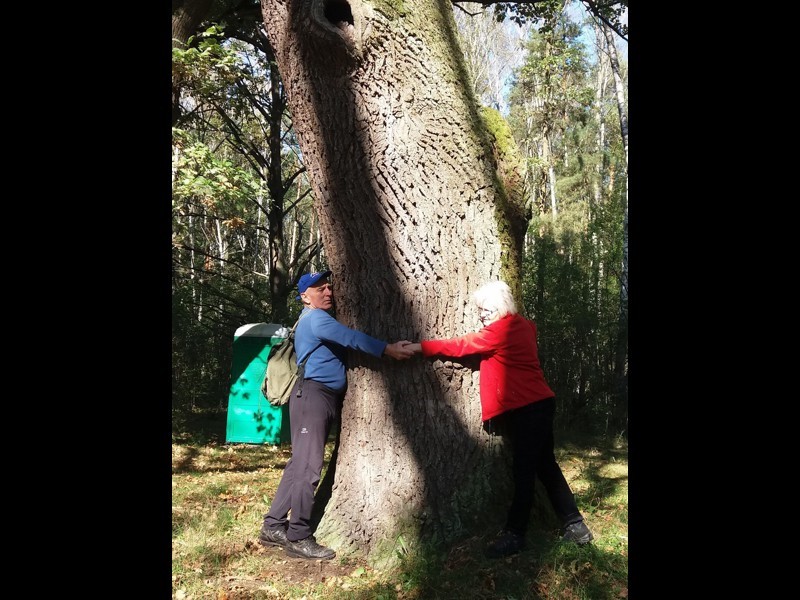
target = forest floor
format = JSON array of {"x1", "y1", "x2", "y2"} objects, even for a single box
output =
[{"x1": 172, "y1": 426, "x2": 628, "y2": 599}]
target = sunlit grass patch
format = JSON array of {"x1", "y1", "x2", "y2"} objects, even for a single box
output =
[
  {"x1": 173, "y1": 435, "x2": 627, "y2": 599},
  {"x1": 533, "y1": 537, "x2": 628, "y2": 600}
]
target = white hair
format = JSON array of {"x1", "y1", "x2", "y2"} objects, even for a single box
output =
[{"x1": 472, "y1": 280, "x2": 517, "y2": 318}]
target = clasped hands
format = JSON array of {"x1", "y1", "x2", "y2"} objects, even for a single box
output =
[{"x1": 383, "y1": 340, "x2": 422, "y2": 360}]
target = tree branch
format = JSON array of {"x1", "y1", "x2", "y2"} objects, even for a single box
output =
[
  {"x1": 452, "y1": 0, "x2": 628, "y2": 42},
  {"x1": 581, "y1": 0, "x2": 627, "y2": 42}
]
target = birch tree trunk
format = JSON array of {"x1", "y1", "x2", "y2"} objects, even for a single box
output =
[
  {"x1": 260, "y1": 0, "x2": 526, "y2": 565},
  {"x1": 600, "y1": 20, "x2": 628, "y2": 427}
]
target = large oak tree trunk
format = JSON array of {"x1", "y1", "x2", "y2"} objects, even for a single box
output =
[{"x1": 261, "y1": 0, "x2": 527, "y2": 565}]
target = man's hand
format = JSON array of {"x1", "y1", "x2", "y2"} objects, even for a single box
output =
[{"x1": 384, "y1": 340, "x2": 416, "y2": 360}]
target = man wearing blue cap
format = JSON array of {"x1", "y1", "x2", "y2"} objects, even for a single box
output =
[{"x1": 259, "y1": 270, "x2": 414, "y2": 560}]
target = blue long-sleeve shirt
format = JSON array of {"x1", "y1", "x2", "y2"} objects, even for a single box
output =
[{"x1": 294, "y1": 307, "x2": 386, "y2": 392}]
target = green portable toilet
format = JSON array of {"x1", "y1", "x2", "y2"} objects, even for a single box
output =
[{"x1": 225, "y1": 323, "x2": 291, "y2": 444}]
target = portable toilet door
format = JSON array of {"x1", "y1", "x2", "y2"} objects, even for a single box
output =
[{"x1": 225, "y1": 323, "x2": 290, "y2": 444}]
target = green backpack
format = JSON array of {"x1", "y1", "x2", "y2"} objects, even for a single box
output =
[{"x1": 261, "y1": 318, "x2": 309, "y2": 406}]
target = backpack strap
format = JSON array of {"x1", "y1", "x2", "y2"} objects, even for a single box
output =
[{"x1": 291, "y1": 310, "x2": 316, "y2": 399}]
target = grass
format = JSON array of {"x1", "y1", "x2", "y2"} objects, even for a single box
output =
[{"x1": 172, "y1": 432, "x2": 627, "y2": 599}]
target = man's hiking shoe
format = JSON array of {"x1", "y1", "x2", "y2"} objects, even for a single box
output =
[
  {"x1": 562, "y1": 520, "x2": 594, "y2": 545},
  {"x1": 485, "y1": 530, "x2": 525, "y2": 559},
  {"x1": 259, "y1": 526, "x2": 289, "y2": 549},
  {"x1": 284, "y1": 535, "x2": 336, "y2": 560}
]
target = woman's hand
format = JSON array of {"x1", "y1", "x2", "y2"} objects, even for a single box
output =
[{"x1": 384, "y1": 341, "x2": 416, "y2": 360}]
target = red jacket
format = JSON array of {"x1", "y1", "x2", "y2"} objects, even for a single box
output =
[{"x1": 420, "y1": 313, "x2": 555, "y2": 421}]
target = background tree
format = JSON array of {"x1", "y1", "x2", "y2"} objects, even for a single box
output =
[
  {"x1": 172, "y1": 0, "x2": 215, "y2": 124},
  {"x1": 508, "y1": 4, "x2": 626, "y2": 433},
  {"x1": 594, "y1": 15, "x2": 628, "y2": 426},
  {"x1": 172, "y1": 23, "x2": 324, "y2": 422},
  {"x1": 452, "y1": 2, "x2": 529, "y2": 112}
]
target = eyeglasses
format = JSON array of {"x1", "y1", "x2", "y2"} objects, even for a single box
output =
[{"x1": 479, "y1": 308, "x2": 497, "y2": 320}]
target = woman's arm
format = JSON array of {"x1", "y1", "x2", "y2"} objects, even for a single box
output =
[{"x1": 412, "y1": 327, "x2": 501, "y2": 358}]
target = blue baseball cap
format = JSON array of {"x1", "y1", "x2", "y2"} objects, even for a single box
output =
[{"x1": 296, "y1": 270, "x2": 332, "y2": 300}]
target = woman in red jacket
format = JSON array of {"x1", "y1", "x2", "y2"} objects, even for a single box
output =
[{"x1": 407, "y1": 280, "x2": 593, "y2": 558}]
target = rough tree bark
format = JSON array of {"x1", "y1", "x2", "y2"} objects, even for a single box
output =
[{"x1": 260, "y1": 0, "x2": 528, "y2": 565}]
